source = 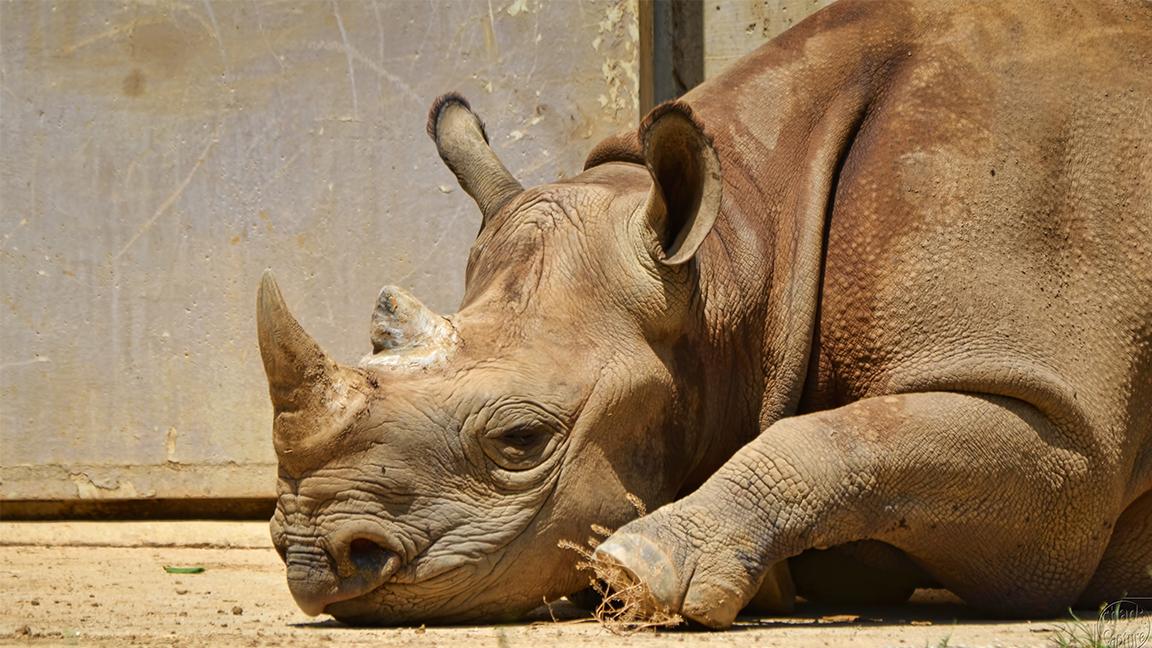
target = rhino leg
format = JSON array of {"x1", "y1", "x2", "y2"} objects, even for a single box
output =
[
  {"x1": 595, "y1": 391, "x2": 1117, "y2": 628},
  {"x1": 1076, "y1": 490, "x2": 1152, "y2": 607},
  {"x1": 743, "y1": 559, "x2": 795, "y2": 614}
]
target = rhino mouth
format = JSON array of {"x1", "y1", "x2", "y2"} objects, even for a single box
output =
[{"x1": 319, "y1": 546, "x2": 512, "y2": 623}]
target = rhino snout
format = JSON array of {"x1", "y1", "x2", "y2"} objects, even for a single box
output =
[{"x1": 283, "y1": 533, "x2": 402, "y2": 616}]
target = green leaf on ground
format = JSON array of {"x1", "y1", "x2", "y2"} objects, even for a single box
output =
[{"x1": 163, "y1": 566, "x2": 205, "y2": 574}]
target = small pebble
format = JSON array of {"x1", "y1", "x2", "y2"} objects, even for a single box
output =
[{"x1": 232, "y1": 606, "x2": 244, "y2": 615}]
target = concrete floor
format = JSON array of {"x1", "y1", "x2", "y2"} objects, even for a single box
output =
[{"x1": 0, "y1": 521, "x2": 1139, "y2": 647}]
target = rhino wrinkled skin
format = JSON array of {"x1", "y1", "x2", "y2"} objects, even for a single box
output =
[{"x1": 258, "y1": 0, "x2": 1152, "y2": 628}]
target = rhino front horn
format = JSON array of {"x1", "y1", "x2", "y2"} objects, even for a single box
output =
[{"x1": 257, "y1": 270, "x2": 340, "y2": 413}]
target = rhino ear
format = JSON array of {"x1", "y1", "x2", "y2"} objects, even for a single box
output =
[
  {"x1": 640, "y1": 102, "x2": 722, "y2": 266},
  {"x1": 427, "y1": 93, "x2": 524, "y2": 227}
]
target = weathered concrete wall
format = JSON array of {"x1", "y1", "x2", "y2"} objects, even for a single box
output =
[
  {"x1": 704, "y1": 0, "x2": 835, "y2": 78},
  {"x1": 0, "y1": 0, "x2": 639, "y2": 502}
]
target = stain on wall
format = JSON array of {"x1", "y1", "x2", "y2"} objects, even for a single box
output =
[{"x1": 0, "y1": 0, "x2": 639, "y2": 501}]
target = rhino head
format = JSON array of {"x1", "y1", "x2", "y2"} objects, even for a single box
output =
[{"x1": 260, "y1": 94, "x2": 723, "y2": 624}]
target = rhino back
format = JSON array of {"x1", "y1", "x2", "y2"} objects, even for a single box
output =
[
  {"x1": 799, "y1": 0, "x2": 1152, "y2": 496},
  {"x1": 586, "y1": 0, "x2": 1151, "y2": 494}
]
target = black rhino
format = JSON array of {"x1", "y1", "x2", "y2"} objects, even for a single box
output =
[{"x1": 258, "y1": 0, "x2": 1152, "y2": 628}]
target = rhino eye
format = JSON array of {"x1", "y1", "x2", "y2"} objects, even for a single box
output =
[
  {"x1": 481, "y1": 425, "x2": 555, "y2": 471},
  {"x1": 502, "y1": 427, "x2": 538, "y2": 448}
]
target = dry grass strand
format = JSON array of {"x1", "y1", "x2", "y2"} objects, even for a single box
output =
[
  {"x1": 583, "y1": 553, "x2": 682, "y2": 634},
  {"x1": 625, "y1": 493, "x2": 647, "y2": 516},
  {"x1": 590, "y1": 524, "x2": 613, "y2": 537},
  {"x1": 557, "y1": 515, "x2": 682, "y2": 635}
]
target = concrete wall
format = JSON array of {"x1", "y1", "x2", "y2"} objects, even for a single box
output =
[
  {"x1": 0, "y1": 0, "x2": 832, "y2": 507},
  {"x1": 0, "y1": 0, "x2": 639, "y2": 502},
  {"x1": 704, "y1": 0, "x2": 835, "y2": 78}
]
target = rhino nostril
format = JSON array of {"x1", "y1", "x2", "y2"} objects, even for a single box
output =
[
  {"x1": 349, "y1": 538, "x2": 390, "y2": 570},
  {"x1": 350, "y1": 538, "x2": 381, "y2": 555}
]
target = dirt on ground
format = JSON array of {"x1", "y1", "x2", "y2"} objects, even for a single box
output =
[{"x1": 0, "y1": 521, "x2": 1139, "y2": 647}]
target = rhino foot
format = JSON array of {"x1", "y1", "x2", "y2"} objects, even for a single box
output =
[{"x1": 594, "y1": 503, "x2": 761, "y2": 629}]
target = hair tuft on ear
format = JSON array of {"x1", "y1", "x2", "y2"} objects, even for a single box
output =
[
  {"x1": 426, "y1": 92, "x2": 489, "y2": 144},
  {"x1": 638, "y1": 101, "x2": 710, "y2": 151}
]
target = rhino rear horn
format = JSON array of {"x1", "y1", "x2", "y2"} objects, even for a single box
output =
[
  {"x1": 427, "y1": 93, "x2": 523, "y2": 226},
  {"x1": 370, "y1": 286, "x2": 454, "y2": 354},
  {"x1": 257, "y1": 270, "x2": 342, "y2": 413}
]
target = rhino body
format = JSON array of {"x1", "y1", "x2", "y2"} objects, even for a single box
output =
[{"x1": 259, "y1": 0, "x2": 1152, "y2": 627}]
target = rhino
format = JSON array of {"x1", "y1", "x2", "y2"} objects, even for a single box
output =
[{"x1": 257, "y1": 0, "x2": 1152, "y2": 628}]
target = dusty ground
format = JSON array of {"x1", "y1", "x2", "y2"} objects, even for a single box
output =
[{"x1": 0, "y1": 522, "x2": 1141, "y2": 647}]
